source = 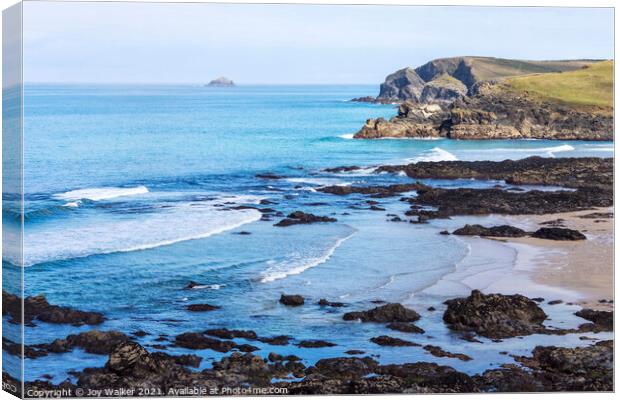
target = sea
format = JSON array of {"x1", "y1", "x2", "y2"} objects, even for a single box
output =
[{"x1": 2, "y1": 84, "x2": 614, "y2": 383}]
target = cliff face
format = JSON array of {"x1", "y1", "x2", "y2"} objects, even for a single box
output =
[
  {"x1": 355, "y1": 82, "x2": 613, "y2": 141},
  {"x1": 355, "y1": 58, "x2": 612, "y2": 141}
]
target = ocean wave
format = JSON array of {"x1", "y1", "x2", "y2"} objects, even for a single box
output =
[
  {"x1": 54, "y1": 186, "x2": 149, "y2": 204},
  {"x1": 19, "y1": 197, "x2": 262, "y2": 267},
  {"x1": 338, "y1": 133, "x2": 355, "y2": 139},
  {"x1": 470, "y1": 144, "x2": 575, "y2": 154},
  {"x1": 407, "y1": 147, "x2": 458, "y2": 163},
  {"x1": 285, "y1": 177, "x2": 348, "y2": 186},
  {"x1": 260, "y1": 230, "x2": 356, "y2": 283}
]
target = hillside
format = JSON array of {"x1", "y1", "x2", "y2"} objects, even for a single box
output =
[
  {"x1": 503, "y1": 60, "x2": 613, "y2": 110},
  {"x1": 371, "y1": 56, "x2": 601, "y2": 103},
  {"x1": 355, "y1": 59, "x2": 613, "y2": 141}
]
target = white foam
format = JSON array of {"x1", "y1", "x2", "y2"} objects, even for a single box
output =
[
  {"x1": 338, "y1": 133, "x2": 355, "y2": 139},
  {"x1": 21, "y1": 197, "x2": 261, "y2": 266},
  {"x1": 190, "y1": 284, "x2": 225, "y2": 290},
  {"x1": 260, "y1": 231, "x2": 356, "y2": 283},
  {"x1": 286, "y1": 177, "x2": 347, "y2": 186},
  {"x1": 408, "y1": 147, "x2": 458, "y2": 163},
  {"x1": 55, "y1": 186, "x2": 149, "y2": 202},
  {"x1": 471, "y1": 144, "x2": 575, "y2": 154}
]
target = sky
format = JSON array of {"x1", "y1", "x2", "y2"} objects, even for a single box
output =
[{"x1": 23, "y1": 1, "x2": 614, "y2": 84}]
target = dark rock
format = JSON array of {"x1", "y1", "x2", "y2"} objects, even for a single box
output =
[
  {"x1": 344, "y1": 350, "x2": 365, "y2": 355},
  {"x1": 343, "y1": 303, "x2": 420, "y2": 323},
  {"x1": 131, "y1": 330, "x2": 148, "y2": 337},
  {"x1": 578, "y1": 212, "x2": 613, "y2": 219},
  {"x1": 257, "y1": 335, "x2": 291, "y2": 346},
  {"x1": 45, "y1": 330, "x2": 130, "y2": 355},
  {"x1": 234, "y1": 231, "x2": 252, "y2": 235},
  {"x1": 313, "y1": 357, "x2": 379, "y2": 380},
  {"x1": 386, "y1": 322, "x2": 425, "y2": 334},
  {"x1": 186, "y1": 303, "x2": 220, "y2": 312},
  {"x1": 279, "y1": 294, "x2": 305, "y2": 307},
  {"x1": 423, "y1": 345, "x2": 472, "y2": 361},
  {"x1": 236, "y1": 344, "x2": 260, "y2": 353},
  {"x1": 151, "y1": 352, "x2": 202, "y2": 368},
  {"x1": 452, "y1": 224, "x2": 527, "y2": 237},
  {"x1": 174, "y1": 332, "x2": 235, "y2": 352},
  {"x1": 275, "y1": 211, "x2": 337, "y2": 227},
  {"x1": 318, "y1": 299, "x2": 345, "y2": 307},
  {"x1": 318, "y1": 183, "x2": 426, "y2": 197},
  {"x1": 532, "y1": 228, "x2": 586, "y2": 241},
  {"x1": 575, "y1": 309, "x2": 613, "y2": 331},
  {"x1": 443, "y1": 290, "x2": 547, "y2": 339},
  {"x1": 548, "y1": 300, "x2": 563, "y2": 305},
  {"x1": 2, "y1": 291, "x2": 104, "y2": 326},
  {"x1": 370, "y1": 336, "x2": 420, "y2": 347},
  {"x1": 256, "y1": 173, "x2": 284, "y2": 179},
  {"x1": 204, "y1": 328, "x2": 258, "y2": 340},
  {"x1": 297, "y1": 340, "x2": 337, "y2": 348},
  {"x1": 439, "y1": 230, "x2": 450, "y2": 235}
]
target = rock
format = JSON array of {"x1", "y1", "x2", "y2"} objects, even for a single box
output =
[
  {"x1": 313, "y1": 357, "x2": 379, "y2": 380},
  {"x1": 443, "y1": 290, "x2": 547, "y2": 339},
  {"x1": 297, "y1": 340, "x2": 337, "y2": 348},
  {"x1": 318, "y1": 299, "x2": 345, "y2": 307},
  {"x1": 370, "y1": 336, "x2": 420, "y2": 347},
  {"x1": 47, "y1": 330, "x2": 130, "y2": 355},
  {"x1": 186, "y1": 303, "x2": 220, "y2": 312},
  {"x1": 174, "y1": 332, "x2": 235, "y2": 352},
  {"x1": 377, "y1": 67, "x2": 426, "y2": 102},
  {"x1": 257, "y1": 335, "x2": 291, "y2": 346},
  {"x1": 185, "y1": 281, "x2": 204, "y2": 289},
  {"x1": 2, "y1": 291, "x2": 104, "y2": 326},
  {"x1": 548, "y1": 300, "x2": 563, "y2": 305},
  {"x1": 344, "y1": 350, "x2": 365, "y2": 355},
  {"x1": 207, "y1": 77, "x2": 235, "y2": 87},
  {"x1": 204, "y1": 328, "x2": 258, "y2": 340},
  {"x1": 376, "y1": 156, "x2": 612, "y2": 190},
  {"x1": 578, "y1": 212, "x2": 613, "y2": 219},
  {"x1": 407, "y1": 187, "x2": 611, "y2": 220},
  {"x1": 274, "y1": 211, "x2": 337, "y2": 227},
  {"x1": 439, "y1": 230, "x2": 449, "y2": 235},
  {"x1": 152, "y1": 352, "x2": 202, "y2": 368},
  {"x1": 423, "y1": 345, "x2": 472, "y2": 361},
  {"x1": 532, "y1": 228, "x2": 586, "y2": 241},
  {"x1": 386, "y1": 322, "x2": 425, "y2": 334},
  {"x1": 419, "y1": 74, "x2": 467, "y2": 105},
  {"x1": 575, "y1": 309, "x2": 613, "y2": 331},
  {"x1": 343, "y1": 303, "x2": 420, "y2": 323},
  {"x1": 279, "y1": 294, "x2": 305, "y2": 307},
  {"x1": 131, "y1": 330, "x2": 148, "y2": 337},
  {"x1": 452, "y1": 224, "x2": 527, "y2": 237},
  {"x1": 318, "y1": 182, "x2": 426, "y2": 197},
  {"x1": 236, "y1": 344, "x2": 260, "y2": 353},
  {"x1": 350, "y1": 96, "x2": 376, "y2": 103},
  {"x1": 256, "y1": 173, "x2": 284, "y2": 179},
  {"x1": 234, "y1": 231, "x2": 252, "y2": 235}
]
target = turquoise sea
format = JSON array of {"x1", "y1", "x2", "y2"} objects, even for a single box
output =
[{"x1": 2, "y1": 84, "x2": 614, "y2": 382}]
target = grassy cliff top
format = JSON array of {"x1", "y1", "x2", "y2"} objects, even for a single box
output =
[{"x1": 504, "y1": 60, "x2": 613, "y2": 110}]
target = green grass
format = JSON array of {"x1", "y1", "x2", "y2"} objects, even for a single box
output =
[{"x1": 504, "y1": 60, "x2": 613, "y2": 109}]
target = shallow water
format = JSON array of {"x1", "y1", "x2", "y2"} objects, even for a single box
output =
[{"x1": 2, "y1": 84, "x2": 613, "y2": 383}]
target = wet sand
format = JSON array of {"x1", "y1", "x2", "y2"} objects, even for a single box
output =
[{"x1": 500, "y1": 207, "x2": 613, "y2": 310}]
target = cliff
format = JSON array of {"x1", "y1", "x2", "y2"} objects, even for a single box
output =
[{"x1": 355, "y1": 60, "x2": 613, "y2": 141}]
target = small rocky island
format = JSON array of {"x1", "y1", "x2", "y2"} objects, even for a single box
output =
[
  {"x1": 206, "y1": 77, "x2": 235, "y2": 87},
  {"x1": 353, "y1": 57, "x2": 613, "y2": 140}
]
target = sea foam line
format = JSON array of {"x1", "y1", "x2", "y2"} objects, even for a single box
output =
[
  {"x1": 260, "y1": 230, "x2": 356, "y2": 283},
  {"x1": 407, "y1": 147, "x2": 458, "y2": 163},
  {"x1": 54, "y1": 186, "x2": 149, "y2": 202}
]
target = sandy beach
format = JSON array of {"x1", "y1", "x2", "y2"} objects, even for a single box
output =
[{"x1": 502, "y1": 207, "x2": 614, "y2": 310}]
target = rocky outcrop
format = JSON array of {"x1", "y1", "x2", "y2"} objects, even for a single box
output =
[
  {"x1": 377, "y1": 67, "x2": 426, "y2": 102},
  {"x1": 274, "y1": 211, "x2": 337, "y2": 227},
  {"x1": 355, "y1": 102, "x2": 448, "y2": 139},
  {"x1": 375, "y1": 157, "x2": 613, "y2": 190},
  {"x1": 420, "y1": 74, "x2": 467, "y2": 105},
  {"x1": 531, "y1": 227, "x2": 587, "y2": 241},
  {"x1": 452, "y1": 224, "x2": 528, "y2": 238},
  {"x1": 575, "y1": 309, "x2": 613, "y2": 331},
  {"x1": 207, "y1": 77, "x2": 235, "y2": 87},
  {"x1": 371, "y1": 336, "x2": 419, "y2": 347},
  {"x1": 423, "y1": 345, "x2": 472, "y2": 361},
  {"x1": 279, "y1": 294, "x2": 305, "y2": 306},
  {"x1": 343, "y1": 303, "x2": 420, "y2": 323},
  {"x1": 2, "y1": 291, "x2": 104, "y2": 326},
  {"x1": 317, "y1": 182, "x2": 426, "y2": 197},
  {"x1": 443, "y1": 290, "x2": 547, "y2": 339}
]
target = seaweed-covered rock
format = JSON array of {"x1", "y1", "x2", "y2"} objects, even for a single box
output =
[
  {"x1": 279, "y1": 294, "x2": 305, "y2": 307},
  {"x1": 343, "y1": 303, "x2": 420, "y2": 323},
  {"x1": 275, "y1": 212, "x2": 337, "y2": 227},
  {"x1": 531, "y1": 227, "x2": 587, "y2": 241},
  {"x1": 443, "y1": 290, "x2": 547, "y2": 339},
  {"x1": 452, "y1": 224, "x2": 527, "y2": 237}
]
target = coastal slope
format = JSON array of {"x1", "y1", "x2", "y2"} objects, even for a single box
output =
[{"x1": 355, "y1": 59, "x2": 613, "y2": 140}]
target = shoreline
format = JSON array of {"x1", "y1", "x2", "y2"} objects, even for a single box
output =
[{"x1": 431, "y1": 208, "x2": 613, "y2": 311}]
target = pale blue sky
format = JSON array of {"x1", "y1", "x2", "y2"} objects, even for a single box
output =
[{"x1": 23, "y1": 2, "x2": 614, "y2": 84}]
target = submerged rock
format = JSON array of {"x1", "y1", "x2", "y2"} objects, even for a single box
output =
[
  {"x1": 297, "y1": 340, "x2": 337, "y2": 348},
  {"x1": 386, "y1": 322, "x2": 425, "y2": 334},
  {"x1": 186, "y1": 303, "x2": 220, "y2": 312},
  {"x1": 343, "y1": 303, "x2": 421, "y2": 323},
  {"x1": 371, "y1": 336, "x2": 420, "y2": 347},
  {"x1": 279, "y1": 294, "x2": 305, "y2": 307},
  {"x1": 274, "y1": 211, "x2": 337, "y2": 227},
  {"x1": 423, "y1": 345, "x2": 472, "y2": 361},
  {"x1": 443, "y1": 290, "x2": 547, "y2": 339}
]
